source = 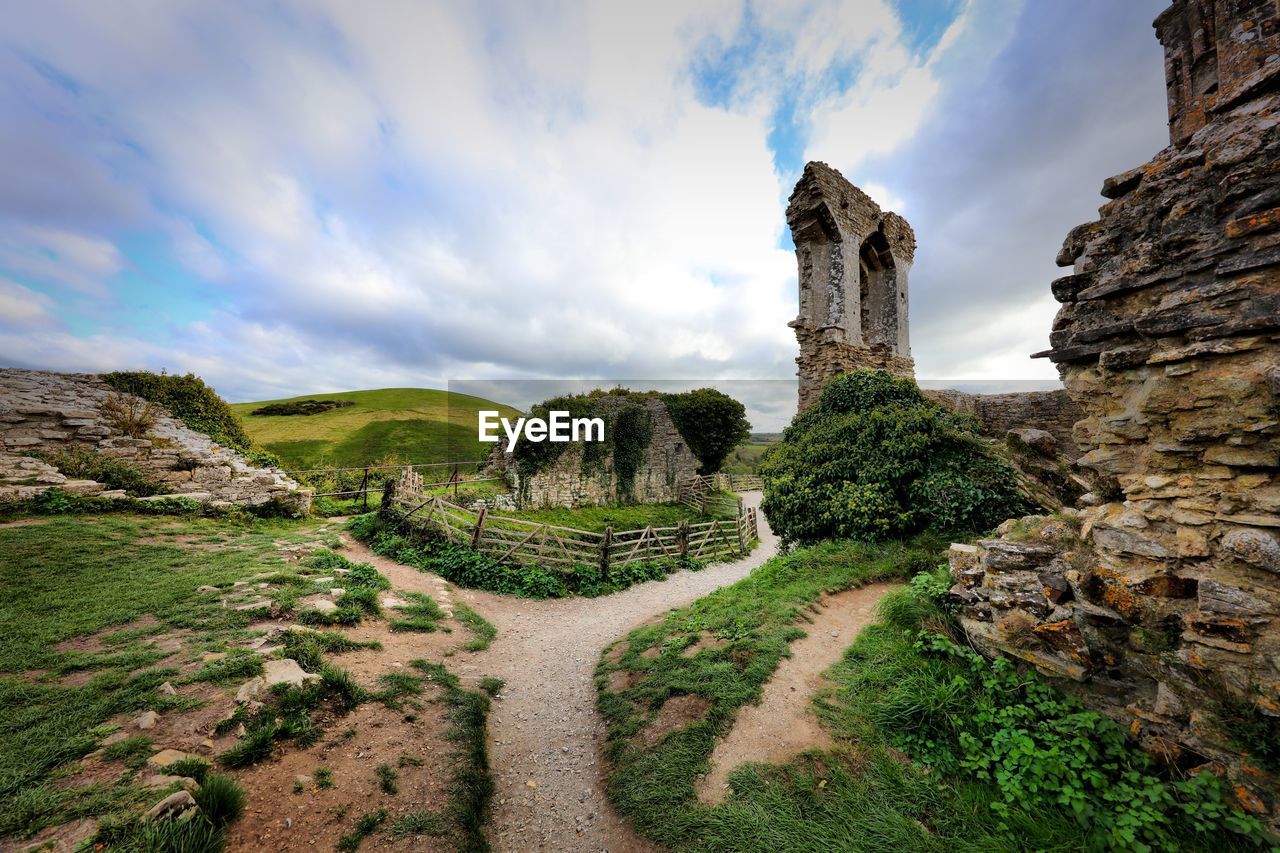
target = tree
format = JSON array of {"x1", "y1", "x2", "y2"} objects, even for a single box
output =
[{"x1": 661, "y1": 388, "x2": 751, "y2": 475}]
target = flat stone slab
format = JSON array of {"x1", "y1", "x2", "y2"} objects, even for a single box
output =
[
  {"x1": 147, "y1": 748, "x2": 202, "y2": 769},
  {"x1": 143, "y1": 774, "x2": 200, "y2": 792},
  {"x1": 299, "y1": 596, "x2": 338, "y2": 615},
  {"x1": 262, "y1": 658, "x2": 319, "y2": 689}
]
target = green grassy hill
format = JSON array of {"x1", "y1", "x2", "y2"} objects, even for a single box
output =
[{"x1": 230, "y1": 388, "x2": 522, "y2": 470}]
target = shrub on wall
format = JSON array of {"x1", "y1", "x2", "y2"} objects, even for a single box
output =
[
  {"x1": 101, "y1": 371, "x2": 278, "y2": 466},
  {"x1": 759, "y1": 370, "x2": 1031, "y2": 545},
  {"x1": 38, "y1": 447, "x2": 167, "y2": 497},
  {"x1": 660, "y1": 387, "x2": 750, "y2": 474}
]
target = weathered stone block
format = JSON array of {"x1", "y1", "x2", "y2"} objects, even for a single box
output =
[
  {"x1": 980, "y1": 540, "x2": 1058, "y2": 572},
  {"x1": 1221, "y1": 528, "x2": 1280, "y2": 573}
]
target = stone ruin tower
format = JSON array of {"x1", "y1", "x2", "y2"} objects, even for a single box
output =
[
  {"x1": 787, "y1": 162, "x2": 915, "y2": 410},
  {"x1": 951, "y1": 0, "x2": 1280, "y2": 818}
]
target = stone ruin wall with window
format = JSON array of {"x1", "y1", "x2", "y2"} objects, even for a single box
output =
[
  {"x1": 787, "y1": 161, "x2": 916, "y2": 412},
  {"x1": 787, "y1": 162, "x2": 1083, "y2": 455},
  {"x1": 489, "y1": 396, "x2": 700, "y2": 508},
  {"x1": 949, "y1": 0, "x2": 1280, "y2": 820}
]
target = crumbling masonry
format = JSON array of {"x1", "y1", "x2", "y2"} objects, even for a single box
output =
[
  {"x1": 951, "y1": 0, "x2": 1280, "y2": 818},
  {"x1": 787, "y1": 162, "x2": 915, "y2": 411}
]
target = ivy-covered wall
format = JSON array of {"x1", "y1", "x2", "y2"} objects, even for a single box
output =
[{"x1": 492, "y1": 394, "x2": 700, "y2": 508}]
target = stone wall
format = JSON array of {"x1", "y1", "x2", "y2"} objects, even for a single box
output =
[
  {"x1": 953, "y1": 0, "x2": 1280, "y2": 820},
  {"x1": 788, "y1": 162, "x2": 916, "y2": 411},
  {"x1": 0, "y1": 369, "x2": 311, "y2": 512},
  {"x1": 491, "y1": 396, "x2": 700, "y2": 508},
  {"x1": 924, "y1": 388, "x2": 1083, "y2": 458}
]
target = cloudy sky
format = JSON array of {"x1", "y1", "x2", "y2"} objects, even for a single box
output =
[{"x1": 0, "y1": 0, "x2": 1169, "y2": 406}]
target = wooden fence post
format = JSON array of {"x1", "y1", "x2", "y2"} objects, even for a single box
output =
[
  {"x1": 677, "y1": 519, "x2": 689, "y2": 559},
  {"x1": 360, "y1": 467, "x2": 370, "y2": 511},
  {"x1": 601, "y1": 526, "x2": 613, "y2": 581},
  {"x1": 471, "y1": 505, "x2": 487, "y2": 548}
]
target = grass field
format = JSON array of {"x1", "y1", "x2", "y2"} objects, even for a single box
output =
[
  {"x1": 230, "y1": 388, "x2": 521, "y2": 470},
  {"x1": 0, "y1": 512, "x2": 317, "y2": 841},
  {"x1": 0, "y1": 511, "x2": 497, "y2": 850}
]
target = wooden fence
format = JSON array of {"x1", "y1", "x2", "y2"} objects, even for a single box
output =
[
  {"x1": 391, "y1": 473, "x2": 760, "y2": 576},
  {"x1": 675, "y1": 472, "x2": 764, "y2": 513}
]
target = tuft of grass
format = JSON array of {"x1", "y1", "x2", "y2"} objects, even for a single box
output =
[
  {"x1": 193, "y1": 772, "x2": 246, "y2": 826},
  {"x1": 374, "y1": 671, "x2": 423, "y2": 710},
  {"x1": 455, "y1": 603, "x2": 496, "y2": 651},
  {"x1": 315, "y1": 767, "x2": 335, "y2": 789},
  {"x1": 281, "y1": 629, "x2": 379, "y2": 672},
  {"x1": 391, "y1": 809, "x2": 449, "y2": 837},
  {"x1": 388, "y1": 592, "x2": 446, "y2": 633},
  {"x1": 218, "y1": 720, "x2": 279, "y2": 769},
  {"x1": 320, "y1": 665, "x2": 368, "y2": 712},
  {"x1": 336, "y1": 808, "x2": 388, "y2": 852},
  {"x1": 110, "y1": 815, "x2": 226, "y2": 852},
  {"x1": 101, "y1": 735, "x2": 154, "y2": 769},
  {"x1": 180, "y1": 650, "x2": 264, "y2": 685},
  {"x1": 166, "y1": 757, "x2": 211, "y2": 784},
  {"x1": 375, "y1": 763, "x2": 398, "y2": 795},
  {"x1": 409, "y1": 660, "x2": 493, "y2": 851},
  {"x1": 478, "y1": 677, "x2": 504, "y2": 697}
]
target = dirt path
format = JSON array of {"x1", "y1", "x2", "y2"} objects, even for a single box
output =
[
  {"x1": 341, "y1": 492, "x2": 778, "y2": 852},
  {"x1": 695, "y1": 581, "x2": 897, "y2": 805}
]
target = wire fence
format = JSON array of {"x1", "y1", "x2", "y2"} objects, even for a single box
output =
[{"x1": 287, "y1": 459, "x2": 495, "y2": 510}]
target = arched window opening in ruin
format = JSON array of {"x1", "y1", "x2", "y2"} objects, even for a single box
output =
[
  {"x1": 858, "y1": 230, "x2": 897, "y2": 351},
  {"x1": 794, "y1": 205, "x2": 844, "y2": 331}
]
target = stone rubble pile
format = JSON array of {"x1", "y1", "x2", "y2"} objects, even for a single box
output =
[{"x1": 0, "y1": 368, "x2": 310, "y2": 511}]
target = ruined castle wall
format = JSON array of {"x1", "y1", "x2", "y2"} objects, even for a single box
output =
[
  {"x1": 789, "y1": 162, "x2": 915, "y2": 411},
  {"x1": 493, "y1": 397, "x2": 700, "y2": 508},
  {"x1": 951, "y1": 0, "x2": 1280, "y2": 816},
  {"x1": 924, "y1": 389, "x2": 1083, "y2": 457},
  {"x1": 0, "y1": 369, "x2": 311, "y2": 511}
]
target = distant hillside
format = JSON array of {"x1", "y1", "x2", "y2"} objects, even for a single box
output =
[
  {"x1": 721, "y1": 432, "x2": 782, "y2": 475},
  {"x1": 231, "y1": 388, "x2": 522, "y2": 469}
]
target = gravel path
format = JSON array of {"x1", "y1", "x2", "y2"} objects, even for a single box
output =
[{"x1": 342, "y1": 492, "x2": 778, "y2": 852}]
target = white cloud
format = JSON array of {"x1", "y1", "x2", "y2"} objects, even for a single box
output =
[
  {"x1": 0, "y1": 278, "x2": 57, "y2": 328},
  {"x1": 0, "y1": 226, "x2": 124, "y2": 295},
  {"x1": 0, "y1": 0, "x2": 1164, "y2": 406}
]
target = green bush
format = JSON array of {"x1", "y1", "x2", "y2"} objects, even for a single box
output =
[
  {"x1": 661, "y1": 387, "x2": 751, "y2": 474},
  {"x1": 101, "y1": 371, "x2": 270, "y2": 463},
  {"x1": 759, "y1": 370, "x2": 1031, "y2": 545},
  {"x1": 250, "y1": 400, "x2": 353, "y2": 416}
]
